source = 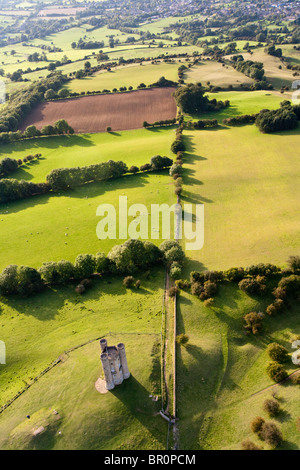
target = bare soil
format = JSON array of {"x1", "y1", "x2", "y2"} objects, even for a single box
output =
[{"x1": 19, "y1": 88, "x2": 177, "y2": 134}]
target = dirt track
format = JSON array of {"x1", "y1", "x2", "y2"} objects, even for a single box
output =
[{"x1": 19, "y1": 87, "x2": 177, "y2": 134}]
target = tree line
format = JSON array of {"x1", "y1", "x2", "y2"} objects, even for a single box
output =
[
  {"x1": 0, "y1": 155, "x2": 173, "y2": 204},
  {"x1": 0, "y1": 72, "x2": 68, "y2": 135},
  {"x1": 0, "y1": 239, "x2": 185, "y2": 298}
]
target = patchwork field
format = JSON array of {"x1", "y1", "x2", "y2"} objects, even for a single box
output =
[
  {"x1": 182, "y1": 125, "x2": 300, "y2": 271},
  {"x1": 19, "y1": 88, "x2": 177, "y2": 133},
  {"x1": 0, "y1": 1, "x2": 299, "y2": 452}
]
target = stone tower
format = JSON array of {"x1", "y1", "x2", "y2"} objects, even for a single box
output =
[{"x1": 100, "y1": 338, "x2": 130, "y2": 390}]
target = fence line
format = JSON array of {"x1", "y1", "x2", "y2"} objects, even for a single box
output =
[{"x1": 0, "y1": 330, "x2": 159, "y2": 415}]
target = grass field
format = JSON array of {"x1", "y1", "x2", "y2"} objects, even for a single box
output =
[
  {"x1": 0, "y1": 270, "x2": 168, "y2": 449},
  {"x1": 184, "y1": 60, "x2": 254, "y2": 89},
  {"x1": 67, "y1": 62, "x2": 180, "y2": 93},
  {"x1": 0, "y1": 127, "x2": 176, "y2": 182},
  {"x1": 177, "y1": 283, "x2": 300, "y2": 450},
  {"x1": 182, "y1": 124, "x2": 300, "y2": 271},
  {"x1": 187, "y1": 90, "x2": 284, "y2": 123},
  {"x1": 0, "y1": 170, "x2": 175, "y2": 271},
  {"x1": 243, "y1": 48, "x2": 296, "y2": 91}
]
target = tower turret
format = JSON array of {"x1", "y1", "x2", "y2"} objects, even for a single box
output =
[
  {"x1": 118, "y1": 343, "x2": 130, "y2": 379},
  {"x1": 100, "y1": 352, "x2": 115, "y2": 390}
]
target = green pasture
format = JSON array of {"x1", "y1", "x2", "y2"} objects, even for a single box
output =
[
  {"x1": 177, "y1": 284, "x2": 300, "y2": 450},
  {"x1": 181, "y1": 125, "x2": 300, "y2": 271},
  {"x1": 67, "y1": 62, "x2": 180, "y2": 93},
  {"x1": 185, "y1": 90, "x2": 284, "y2": 123},
  {"x1": 0, "y1": 270, "x2": 167, "y2": 449},
  {"x1": 0, "y1": 127, "x2": 176, "y2": 182},
  {"x1": 0, "y1": 169, "x2": 175, "y2": 271}
]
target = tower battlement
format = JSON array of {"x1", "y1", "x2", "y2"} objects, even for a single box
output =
[{"x1": 100, "y1": 339, "x2": 130, "y2": 390}]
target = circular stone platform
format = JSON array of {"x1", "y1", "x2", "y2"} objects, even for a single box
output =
[{"x1": 95, "y1": 378, "x2": 108, "y2": 394}]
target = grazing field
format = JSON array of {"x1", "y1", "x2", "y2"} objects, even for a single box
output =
[
  {"x1": 67, "y1": 62, "x2": 180, "y2": 93},
  {"x1": 243, "y1": 48, "x2": 296, "y2": 91},
  {"x1": 182, "y1": 125, "x2": 300, "y2": 271},
  {"x1": 19, "y1": 88, "x2": 177, "y2": 133},
  {"x1": 186, "y1": 90, "x2": 283, "y2": 123},
  {"x1": 0, "y1": 127, "x2": 176, "y2": 182},
  {"x1": 0, "y1": 170, "x2": 174, "y2": 271},
  {"x1": 0, "y1": 271, "x2": 168, "y2": 450},
  {"x1": 184, "y1": 61, "x2": 254, "y2": 88},
  {"x1": 177, "y1": 285, "x2": 300, "y2": 450}
]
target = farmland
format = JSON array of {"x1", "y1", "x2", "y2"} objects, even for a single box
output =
[
  {"x1": 0, "y1": 126, "x2": 176, "y2": 271},
  {"x1": 0, "y1": 271, "x2": 168, "y2": 450},
  {"x1": 0, "y1": 0, "x2": 299, "y2": 453},
  {"x1": 183, "y1": 60, "x2": 254, "y2": 89},
  {"x1": 0, "y1": 127, "x2": 176, "y2": 182},
  {"x1": 67, "y1": 62, "x2": 180, "y2": 94},
  {"x1": 181, "y1": 125, "x2": 300, "y2": 271},
  {"x1": 177, "y1": 285, "x2": 300, "y2": 450},
  {"x1": 19, "y1": 87, "x2": 177, "y2": 133}
]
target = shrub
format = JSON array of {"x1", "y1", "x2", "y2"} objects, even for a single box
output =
[
  {"x1": 0, "y1": 157, "x2": 18, "y2": 176},
  {"x1": 175, "y1": 186, "x2": 182, "y2": 196},
  {"x1": 123, "y1": 275, "x2": 135, "y2": 288},
  {"x1": 244, "y1": 311, "x2": 264, "y2": 335},
  {"x1": 266, "y1": 362, "x2": 288, "y2": 383},
  {"x1": 74, "y1": 254, "x2": 96, "y2": 279},
  {"x1": 266, "y1": 299, "x2": 285, "y2": 316},
  {"x1": 288, "y1": 255, "x2": 300, "y2": 273},
  {"x1": 202, "y1": 280, "x2": 218, "y2": 299},
  {"x1": 160, "y1": 241, "x2": 185, "y2": 266},
  {"x1": 239, "y1": 276, "x2": 266, "y2": 295},
  {"x1": 241, "y1": 440, "x2": 262, "y2": 450},
  {"x1": 169, "y1": 163, "x2": 183, "y2": 176},
  {"x1": 170, "y1": 264, "x2": 182, "y2": 279},
  {"x1": 251, "y1": 416, "x2": 265, "y2": 434},
  {"x1": 175, "y1": 279, "x2": 191, "y2": 290},
  {"x1": 58, "y1": 88, "x2": 70, "y2": 98},
  {"x1": 128, "y1": 165, "x2": 139, "y2": 174},
  {"x1": 266, "y1": 343, "x2": 289, "y2": 363},
  {"x1": 171, "y1": 140, "x2": 186, "y2": 154},
  {"x1": 263, "y1": 399, "x2": 281, "y2": 417},
  {"x1": 203, "y1": 297, "x2": 214, "y2": 307},
  {"x1": 44, "y1": 88, "x2": 56, "y2": 99},
  {"x1": 290, "y1": 371, "x2": 300, "y2": 385},
  {"x1": 224, "y1": 267, "x2": 245, "y2": 282},
  {"x1": 278, "y1": 275, "x2": 300, "y2": 298},
  {"x1": 176, "y1": 333, "x2": 189, "y2": 345},
  {"x1": 191, "y1": 281, "x2": 204, "y2": 297},
  {"x1": 169, "y1": 286, "x2": 180, "y2": 298},
  {"x1": 95, "y1": 252, "x2": 108, "y2": 274},
  {"x1": 260, "y1": 422, "x2": 283, "y2": 447}
]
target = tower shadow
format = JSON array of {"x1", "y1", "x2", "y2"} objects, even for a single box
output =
[{"x1": 111, "y1": 374, "x2": 168, "y2": 448}]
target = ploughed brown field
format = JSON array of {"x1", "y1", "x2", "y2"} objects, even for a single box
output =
[{"x1": 19, "y1": 88, "x2": 177, "y2": 134}]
